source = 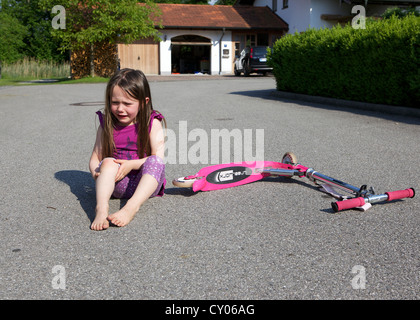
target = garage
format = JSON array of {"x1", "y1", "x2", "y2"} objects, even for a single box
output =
[
  {"x1": 170, "y1": 35, "x2": 211, "y2": 74},
  {"x1": 118, "y1": 38, "x2": 159, "y2": 75}
]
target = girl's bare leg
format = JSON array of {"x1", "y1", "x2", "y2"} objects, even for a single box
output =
[
  {"x1": 107, "y1": 174, "x2": 158, "y2": 227},
  {"x1": 91, "y1": 158, "x2": 119, "y2": 231}
]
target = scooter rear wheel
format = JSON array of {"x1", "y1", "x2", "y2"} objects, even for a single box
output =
[{"x1": 172, "y1": 176, "x2": 199, "y2": 188}]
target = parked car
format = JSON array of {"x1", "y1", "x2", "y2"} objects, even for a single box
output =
[{"x1": 234, "y1": 46, "x2": 272, "y2": 76}]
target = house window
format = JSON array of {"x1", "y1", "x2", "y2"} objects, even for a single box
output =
[
  {"x1": 246, "y1": 34, "x2": 256, "y2": 47},
  {"x1": 257, "y1": 33, "x2": 269, "y2": 46},
  {"x1": 272, "y1": 0, "x2": 277, "y2": 12},
  {"x1": 283, "y1": 0, "x2": 288, "y2": 9}
]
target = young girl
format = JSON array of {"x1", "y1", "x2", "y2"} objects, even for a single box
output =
[{"x1": 89, "y1": 69, "x2": 166, "y2": 230}]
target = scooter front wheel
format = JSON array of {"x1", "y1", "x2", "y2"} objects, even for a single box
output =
[{"x1": 282, "y1": 152, "x2": 298, "y2": 165}]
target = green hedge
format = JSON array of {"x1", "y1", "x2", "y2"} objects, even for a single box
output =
[{"x1": 268, "y1": 15, "x2": 420, "y2": 108}]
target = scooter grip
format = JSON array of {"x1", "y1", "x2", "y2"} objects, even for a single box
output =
[
  {"x1": 331, "y1": 197, "x2": 366, "y2": 212},
  {"x1": 386, "y1": 188, "x2": 415, "y2": 201}
]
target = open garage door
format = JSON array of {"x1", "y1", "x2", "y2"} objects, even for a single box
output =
[{"x1": 171, "y1": 35, "x2": 211, "y2": 74}]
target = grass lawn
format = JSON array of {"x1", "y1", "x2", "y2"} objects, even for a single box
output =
[
  {"x1": 0, "y1": 76, "x2": 109, "y2": 86},
  {"x1": 0, "y1": 58, "x2": 109, "y2": 86}
]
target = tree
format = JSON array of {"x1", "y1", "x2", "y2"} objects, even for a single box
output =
[
  {"x1": 182, "y1": 0, "x2": 209, "y2": 3},
  {"x1": 382, "y1": 7, "x2": 420, "y2": 19},
  {"x1": 0, "y1": 12, "x2": 27, "y2": 63},
  {"x1": 214, "y1": 0, "x2": 236, "y2": 5},
  {"x1": 0, "y1": 11, "x2": 27, "y2": 79},
  {"x1": 38, "y1": 0, "x2": 162, "y2": 76},
  {"x1": 153, "y1": 0, "x2": 210, "y2": 4},
  {"x1": 152, "y1": 0, "x2": 182, "y2": 3},
  {"x1": 1, "y1": 0, "x2": 67, "y2": 62}
]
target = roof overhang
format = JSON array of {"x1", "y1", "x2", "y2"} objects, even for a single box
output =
[
  {"x1": 341, "y1": 0, "x2": 420, "y2": 6},
  {"x1": 150, "y1": 4, "x2": 288, "y2": 32}
]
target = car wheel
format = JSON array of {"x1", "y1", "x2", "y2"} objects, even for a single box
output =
[
  {"x1": 244, "y1": 61, "x2": 250, "y2": 77},
  {"x1": 234, "y1": 65, "x2": 240, "y2": 76}
]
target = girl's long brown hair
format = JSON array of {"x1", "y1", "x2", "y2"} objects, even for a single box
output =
[{"x1": 101, "y1": 69, "x2": 165, "y2": 159}]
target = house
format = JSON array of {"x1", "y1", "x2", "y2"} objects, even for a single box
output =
[
  {"x1": 243, "y1": 0, "x2": 420, "y2": 34},
  {"x1": 72, "y1": 0, "x2": 419, "y2": 78},
  {"x1": 117, "y1": 4, "x2": 288, "y2": 75}
]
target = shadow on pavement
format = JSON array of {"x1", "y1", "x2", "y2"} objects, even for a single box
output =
[
  {"x1": 230, "y1": 89, "x2": 420, "y2": 125},
  {"x1": 55, "y1": 170, "x2": 96, "y2": 222}
]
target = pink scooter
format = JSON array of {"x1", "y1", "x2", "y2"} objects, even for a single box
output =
[{"x1": 172, "y1": 152, "x2": 415, "y2": 212}]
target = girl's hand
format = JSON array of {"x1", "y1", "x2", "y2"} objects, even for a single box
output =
[
  {"x1": 92, "y1": 170, "x2": 100, "y2": 180},
  {"x1": 114, "y1": 159, "x2": 134, "y2": 181},
  {"x1": 90, "y1": 165, "x2": 101, "y2": 180}
]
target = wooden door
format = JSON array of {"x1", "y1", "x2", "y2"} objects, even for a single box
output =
[{"x1": 118, "y1": 38, "x2": 159, "y2": 75}]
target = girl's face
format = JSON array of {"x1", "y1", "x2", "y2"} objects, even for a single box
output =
[{"x1": 110, "y1": 85, "x2": 149, "y2": 126}]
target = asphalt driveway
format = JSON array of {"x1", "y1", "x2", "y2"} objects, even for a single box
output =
[{"x1": 0, "y1": 76, "x2": 419, "y2": 301}]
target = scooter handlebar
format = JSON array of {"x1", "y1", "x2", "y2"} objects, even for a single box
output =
[
  {"x1": 332, "y1": 188, "x2": 415, "y2": 212},
  {"x1": 332, "y1": 197, "x2": 366, "y2": 212},
  {"x1": 386, "y1": 188, "x2": 415, "y2": 201}
]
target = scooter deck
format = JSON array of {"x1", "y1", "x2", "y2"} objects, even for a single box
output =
[{"x1": 190, "y1": 161, "x2": 298, "y2": 192}]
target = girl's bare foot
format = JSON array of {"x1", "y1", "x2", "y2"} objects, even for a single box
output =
[
  {"x1": 107, "y1": 205, "x2": 138, "y2": 227},
  {"x1": 91, "y1": 205, "x2": 110, "y2": 231}
]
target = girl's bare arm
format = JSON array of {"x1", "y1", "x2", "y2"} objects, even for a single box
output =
[
  {"x1": 89, "y1": 126, "x2": 103, "y2": 179},
  {"x1": 149, "y1": 118, "x2": 165, "y2": 160}
]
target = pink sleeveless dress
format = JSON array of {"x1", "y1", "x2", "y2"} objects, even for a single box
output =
[{"x1": 96, "y1": 110, "x2": 166, "y2": 198}]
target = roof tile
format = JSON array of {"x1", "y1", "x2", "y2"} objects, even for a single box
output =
[{"x1": 154, "y1": 4, "x2": 288, "y2": 30}]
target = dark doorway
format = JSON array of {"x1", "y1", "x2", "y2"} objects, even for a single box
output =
[{"x1": 171, "y1": 35, "x2": 211, "y2": 74}]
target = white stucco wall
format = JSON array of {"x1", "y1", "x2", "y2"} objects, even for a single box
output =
[
  {"x1": 253, "y1": 0, "x2": 402, "y2": 34},
  {"x1": 158, "y1": 30, "x2": 233, "y2": 75},
  {"x1": 254, "y1": 0, "x2": 352, "y2": 33},
  {"x1": 254, "y1": 0, "x2": 312, "y2": 34},
  {"x1": 310, "y1": 0, "x2": 352, "y2": 30}
]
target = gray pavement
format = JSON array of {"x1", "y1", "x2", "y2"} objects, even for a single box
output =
[{"x1": 0, "y1": 76, "x2": 419, "y2": 300}]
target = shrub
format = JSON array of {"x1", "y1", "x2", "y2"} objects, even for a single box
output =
[{"x1": 268, "y1": 14, "x2": 420, "y2": 108}]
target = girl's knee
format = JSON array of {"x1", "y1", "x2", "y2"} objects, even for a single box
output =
[
  {"x1": 141, "y1": 155, "x2": 165, "y2": 183},
  {"x1": 99, "y1": 157, "x2": 118, "y2": 171},
  {"x1": 146, "y1": 155, "x2": 164, "y2": 165},
  {"x1": 143, "y1": 156, "x2": 165, "y2": 172}
]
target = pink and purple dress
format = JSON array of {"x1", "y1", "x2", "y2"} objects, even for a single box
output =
[{"x1": 96, "y1": 110, "x2": 166, "y2": 199}]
